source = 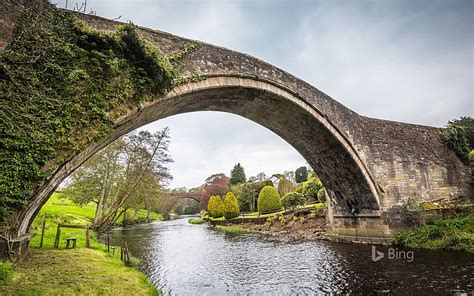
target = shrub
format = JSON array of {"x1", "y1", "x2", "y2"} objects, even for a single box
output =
[
  {"x1": 257, "y1": 186, "x2": 282, "y2": 213},
  {"x1": 281, "y1": 192, "x2": 306, "y2": 210},
  {"x1": 207, "y1": 195, "x2": 224, "y2": 218},
  {"x1": 232, "y1": 180, "x2": 273, "y2": 212},
  {"x1": 427, "y1": 225, "x2": 444, "y2": 240},
  {"x1": 295, "y1": 166, "x2": 308, "y2": 183},
  {"x1": 223, "y1": 192, "x2": 240, "y2": 219},
  {"x1": 470, "y1": 150, "x2": 474, "y2": 185},
  {"x1": 277, "y1": 177, "x2": 294, "y2": 197},
  {"x1": 0, "y1": 261, "x2": 13, "y2": 283},
  {"x1": 439, "y1": 125, "x2": 470, "y2": 164},
  {"x1": 276, "y1": 213, "x2": 286, "y2": 224},
  {"x1": 295, "y1": 174, "x2": 323, "y2": 202},
  {"x1": 395, "y1": 213, "x2": 474, "y2": 252},
  {"x1": 317, "y1": 188, "x2": 326, "y2": 202}
]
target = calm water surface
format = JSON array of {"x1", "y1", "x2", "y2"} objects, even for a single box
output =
[{"x1": 111, "y1": 217, "x2": 473, "y2": 295}]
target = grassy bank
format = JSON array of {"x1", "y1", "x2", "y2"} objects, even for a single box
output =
[
  {"x1": 0, "y1": 248, "x2": 158, "y2": 295},
  {"x1": 1, "y1": 192, "x2": 161, "y2": 295},
  {"x1": 188, "y1": 218, "x2": 205, "y2": 224},
  {"x1": 30, "y1": 193, "x2": 162, "y2": 249},
  {"x1": 395, "y1": 213, "x2": 474, "y2": 252}
]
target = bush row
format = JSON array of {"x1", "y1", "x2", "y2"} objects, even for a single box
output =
[{"x1": 207, "y1": 192, "x2": 241, "y2": 219}]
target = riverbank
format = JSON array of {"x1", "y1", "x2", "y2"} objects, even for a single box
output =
[
  {"x1": 205, "y1": 205, "x2": 328, "y2": 240},
  {"x1": 232, "y1": 215, "x2": 326, "y2": 240},
  {"x1": 206, "y1": 204, "x2": 474, "y2": 251},
  {"x1": 0, "y1": 192, "x2": 161, "y2": 295},
  {"x1": 0, "y1": 248, "x2": 158, "y2": 295},
  {"x1": 29, "y1": 193, "x2": 162, "y2": 248},
  {"x1": 395, "y1": 212, "x2": 474, "y2": 252}
]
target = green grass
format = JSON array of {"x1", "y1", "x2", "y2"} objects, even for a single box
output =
[
  {"x1": 395, "y1": 213, "x2": 474, "y2": 252},
  {"x1": 30, "y1": 193, "x2": 162, "y2": 249},
  {"x1": 0, "y1": 261, "x2": 13, "y2": 283},
  {"x1": 1, "y1": 192, "x2": 161, "y2": 294},
  {"x1": 0, "y1": 248, "x2": 158, "y2": 295},
  {"x1": 214, "y1": 225, "x2": 248, "y2": 234},
  {"x1": 188, "y1": 218, "x2": 205, "y2": 224}
]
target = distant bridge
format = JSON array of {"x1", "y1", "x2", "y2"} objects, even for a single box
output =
[{"x1": 164, "y1": 192, "x2": 204, "y2": 204}]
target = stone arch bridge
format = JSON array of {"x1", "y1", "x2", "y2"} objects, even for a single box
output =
[
  {"x1": 165, "y1": 192, "x2": 204, "y2": 204},
  {"x1": 0, "y1": 1, "x2": 471, "y2": 249}
]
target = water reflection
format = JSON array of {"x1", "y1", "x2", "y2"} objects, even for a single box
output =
[{"x1": 111, "y1": 217, "x2": 473, "y2": 295}]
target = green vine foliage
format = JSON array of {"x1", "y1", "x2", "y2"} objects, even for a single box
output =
[
  {"x1": 0, "y1": 4, "x2": 202, "y2": 220},
  {"x1": 439, "y1": 125, "x2": 470, "y2": 164}
]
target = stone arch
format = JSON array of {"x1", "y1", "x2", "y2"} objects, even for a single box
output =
[
  {"x1": 2, "y1": 0, "x2": 470, "y2": 243},
  {"x1": 18, "y1": 76, "x2": 381, "y2": 234}
]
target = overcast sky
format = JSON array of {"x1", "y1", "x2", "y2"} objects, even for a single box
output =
[{"x1": 53, "y1": 0, "x2": 473, "y2": 189}]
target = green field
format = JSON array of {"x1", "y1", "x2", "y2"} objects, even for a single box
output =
[
  {"x1": 30, "y1": 193, "x2": 162, "y2": 249},
  {"x1": 1, "y1": 192, "x2": 161, "y2": 295}
]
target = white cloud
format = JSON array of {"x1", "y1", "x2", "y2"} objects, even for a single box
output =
[{"x1": 139, "y1": 112, "x2": 307, "y2": 189}]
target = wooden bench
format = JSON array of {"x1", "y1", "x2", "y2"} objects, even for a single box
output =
[{"x1": 65, "y1": 237, "x2": 77, "y2": 249}]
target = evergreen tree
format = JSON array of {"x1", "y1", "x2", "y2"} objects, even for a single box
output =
[
  {"x1": 295, "y1": 166, "x2": 308, "y2": 183},
  {"x1": 207, "y1": 195, "x2": 224, "y2": 218},
  {"x1": 257, "y1": 186, "x2": 282, "y2": 213},
  {"x1": 278, "y1": 176, "x2": 294, "y2": 197},
  {"x1": 223, "y1": 192, "x2": 240, "y2": 219},
  {"x1": 229, "y1": 163, "x2": 246, "y2": 185}
]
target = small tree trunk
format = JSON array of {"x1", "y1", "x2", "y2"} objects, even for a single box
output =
[
  {"x1": 94, "y1": 183, "x2": 107, "y2": 227},
  {"x1": 95, "y1": 160, "x2": 111, "y2": 227},
  {"x1": 122, "y1": 208, "x2": 128, "y2": 226}
]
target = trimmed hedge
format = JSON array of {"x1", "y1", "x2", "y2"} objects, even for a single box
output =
[
  {"x1": 281, "y1": 192, "x2": 306, "y2": 210},
  {"x1": 223, "y1": 192, "x2": 240, "y2": 219},
  {"x1": 257, "y1": 186, "x2": 282, "y2": 213},
  {"x1": 207, "y1": 195, "x2": 224, "y2": 218}
]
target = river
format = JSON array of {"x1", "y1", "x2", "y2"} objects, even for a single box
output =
[{"x1": 111, "y1": 217, "x2": 473, "y2": 295}]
